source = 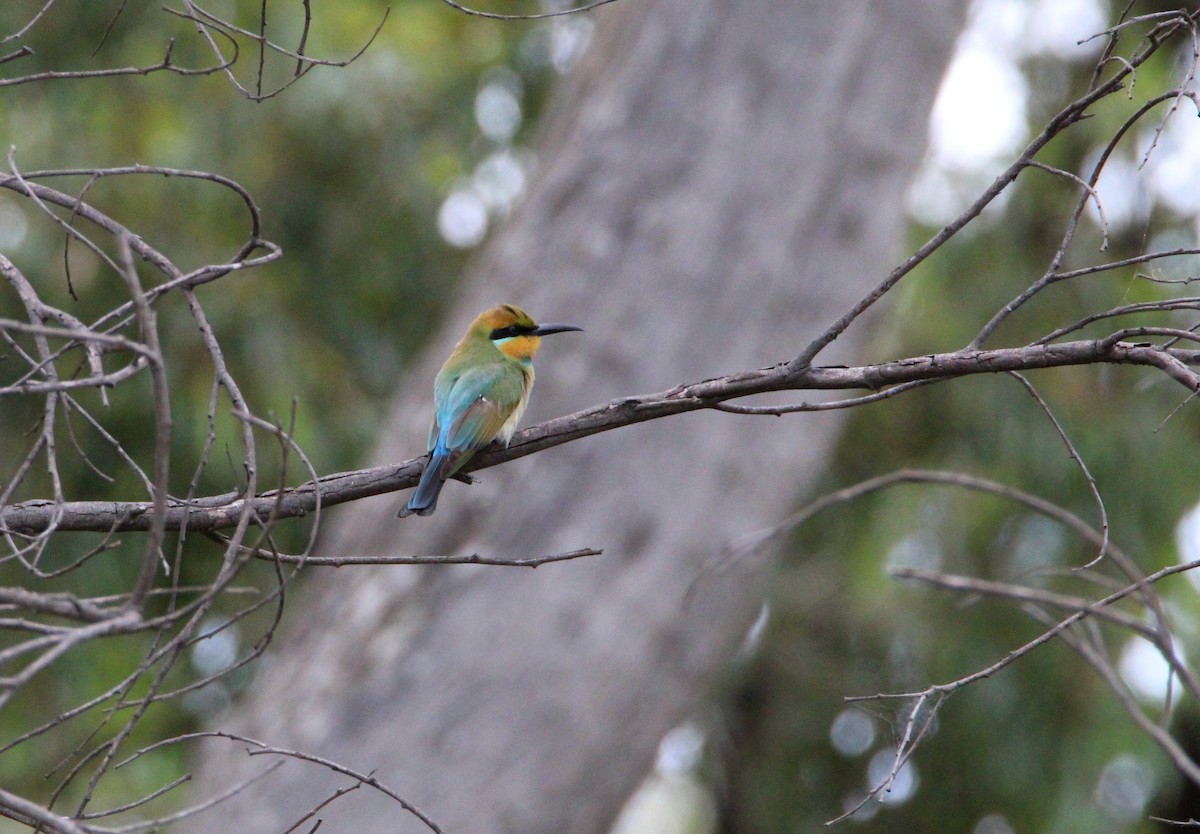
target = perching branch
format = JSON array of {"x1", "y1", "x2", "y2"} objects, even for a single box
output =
[{"x1": 3, "y1": 334, "x2": 1199, "y2": 536}]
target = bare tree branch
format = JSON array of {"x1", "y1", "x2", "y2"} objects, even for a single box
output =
[
  {"x1": 4, "y1": 335, "x2": 1199, "y2": 536},
  {"x1": 0, "y1": 786, "x2": 92, "y2": 834}
]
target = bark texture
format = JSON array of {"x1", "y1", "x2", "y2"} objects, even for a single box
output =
[{"x1": 192, "y1": 1, "x2": 966, "y2": 831}]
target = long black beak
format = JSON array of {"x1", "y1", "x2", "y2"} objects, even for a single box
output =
[{"x1": 530, "y1": 323, "x2": 584, "y2": 336}]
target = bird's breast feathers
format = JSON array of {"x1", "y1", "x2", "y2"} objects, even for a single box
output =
[{"x1": 495, "y1": 393, "x2": 529, "y2": 444}]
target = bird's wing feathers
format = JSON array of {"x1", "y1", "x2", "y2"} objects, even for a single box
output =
[
  {"x1": 445, "y1": 396, "x2": 510, "y2": 454},
  {"x1": 436, "y1": 365, "x2": 526, "y2": 454}
]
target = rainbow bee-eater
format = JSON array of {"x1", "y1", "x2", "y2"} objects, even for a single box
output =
[{"x1": 398, "y1": 304, "x2": 582, "y2": 518}]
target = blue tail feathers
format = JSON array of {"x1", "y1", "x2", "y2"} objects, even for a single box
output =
[{"x1": 398, "y1": 449, "x2": 450, "y2": 518}]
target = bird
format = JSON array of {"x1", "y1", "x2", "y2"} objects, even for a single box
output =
[{"x1": 398, "y1": 304, "x2": 582, "y2": 518}]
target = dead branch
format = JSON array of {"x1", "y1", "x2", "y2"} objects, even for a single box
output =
[{"x1": 4, "y1": 336, "x2": 1200, "y2": 536}]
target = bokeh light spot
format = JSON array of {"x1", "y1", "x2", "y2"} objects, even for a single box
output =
[
  {"x1": 1094, "y1": 754, "x2": 1154, "y2": 822},
  {"x1": 438, "y1": 189, "x2": 489, "y2": 248},
  {"x1": 830, "y1": 708, "x2": 876, "y2": 757},
  {"x1": 866, "y1": 749, "x2": 919, "y2": 806}
]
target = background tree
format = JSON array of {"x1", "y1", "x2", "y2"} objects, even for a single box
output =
[{"x1": 186, "y1": 0, "x2": 968, "y2": 831}]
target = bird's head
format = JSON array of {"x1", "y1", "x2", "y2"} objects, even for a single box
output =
[{"x1": 474, "y1": 304, "x2": 582, "y2": 362}]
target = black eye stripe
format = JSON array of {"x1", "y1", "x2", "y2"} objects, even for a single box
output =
[{"x1": 490, "y1": 324, "x2": 536, "y2": 340}]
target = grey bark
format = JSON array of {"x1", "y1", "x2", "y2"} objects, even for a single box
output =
[{"x1": 192, "y1": 1, "x2": 966, "y2": 832}]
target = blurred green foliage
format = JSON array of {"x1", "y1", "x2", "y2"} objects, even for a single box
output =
[
  {"x1": 0, "y1": 0, "x2": 559, "y2": 818},
  {"x1": 719, "y1": 7, "x2": 1200, "y2": 834}
]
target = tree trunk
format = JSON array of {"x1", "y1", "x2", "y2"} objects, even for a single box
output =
[{"x1": 193, "y1": 1, "x2": 966, "y2": 831}]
